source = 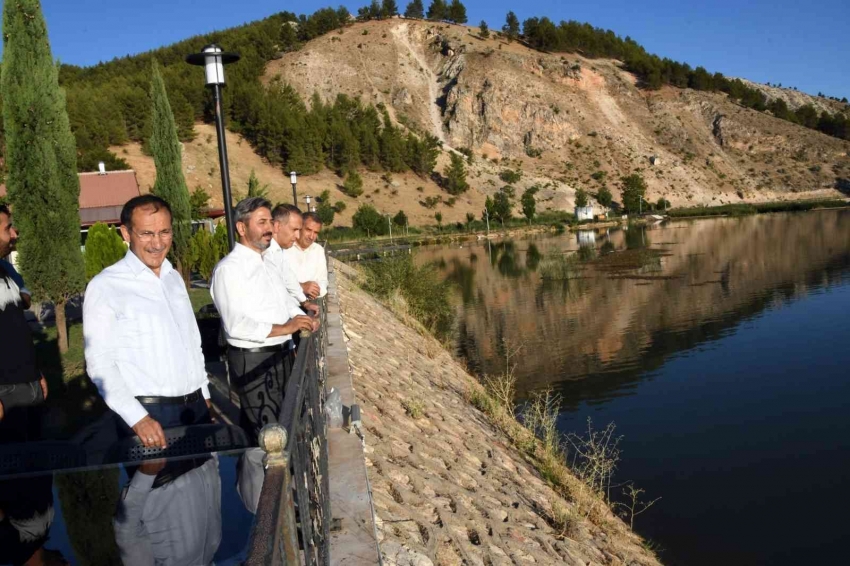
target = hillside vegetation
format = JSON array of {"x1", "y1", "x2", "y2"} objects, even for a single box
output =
[{"x1": 4, "y1": 7, "x2": 848, "y2": 228}]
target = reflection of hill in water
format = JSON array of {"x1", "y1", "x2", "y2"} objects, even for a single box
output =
[{"x1": 418, "y1": 210, "x2": 850, "y2": 407}]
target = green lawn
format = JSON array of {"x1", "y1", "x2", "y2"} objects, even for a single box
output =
[{"x1": 189, "y1": 287, "x2": 213, "y2": 313}]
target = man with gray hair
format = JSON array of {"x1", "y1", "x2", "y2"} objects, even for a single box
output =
[
  {"x1": 264, "y1": 204, "x2": 315, "y2": 313},
  {"x1": 284, "y1": 211, "x2": 328, "y2": 299},
  {"x1": 211, "y1": 197, "x2": 317, "y2": 442}
]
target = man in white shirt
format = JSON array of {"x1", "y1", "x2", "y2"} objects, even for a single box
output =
[
  {"x1": 114, "y1": 456, "x2": 221, "y2": 565},
  {"x1": 264, "y1": 204, "x2": 316, "y2": 314},
  {"x1": 84, "y1": 195, "x2": 212, "y2": 449},
  {"x1": 210, "y1": 197, "x2": 317, "y2": 442},
  {"x1": 283, "y1": 211, "x2": 328, "y2": 299}
]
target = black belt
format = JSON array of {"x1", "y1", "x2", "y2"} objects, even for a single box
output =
[
  {"x1": 136, "y1": 388, "x2": 203, "y2": 405},
  {"x1": 228, "y1": 341, "x2": 292, "y2": 354}
]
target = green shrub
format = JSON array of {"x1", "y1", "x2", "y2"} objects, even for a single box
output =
[
  {"x1": 84, "y1": 223, "x2": 126, "y2": 281},
  {"x1": 343, "y1": 170, "x2": 364, "y2": 197},
  {"x1": 362, "y1": 254, "x2": 453, "y2": 339},
  {"x1": 499, "y1": 169, "x2": 522, "y2": 184}
]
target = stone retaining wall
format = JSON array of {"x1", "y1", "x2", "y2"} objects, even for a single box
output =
[{"x1": 334, "y1": 259, "x2": 661, "y2": 566}]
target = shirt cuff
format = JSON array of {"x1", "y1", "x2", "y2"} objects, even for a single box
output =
[
  {"x1": 201, "y1": 383, "x2": 211, "y2": 400},
  {"x1": 129, "y1": 470, "x2": 157, "y2": 491},
  {"x1": 296, "y1": 289, "x2": 308, "y2": 303},
  {"x1": 118, "y1": 401, "x2": 149, "y2": 430}
]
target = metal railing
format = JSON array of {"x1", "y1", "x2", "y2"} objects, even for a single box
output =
[{"x1": 246, "y1": 297, "x2": 331, "y2": 565}]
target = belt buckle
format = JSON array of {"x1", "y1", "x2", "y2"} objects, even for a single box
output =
[{"x1": 183, "y1": 392, "x2": 193, "y2": 404}]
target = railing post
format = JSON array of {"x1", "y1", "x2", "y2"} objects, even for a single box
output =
[{"x1": 258, "y1": 425, "x2": 301, "y2": 565}]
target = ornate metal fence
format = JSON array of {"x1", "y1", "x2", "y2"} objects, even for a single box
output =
[{"x1": 245, "y1": 296, "x2": 331, "y2": 566}]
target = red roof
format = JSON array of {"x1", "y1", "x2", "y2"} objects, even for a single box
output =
[{"x1": 0, "y1": 170, "x2": 141, "y2": 226}]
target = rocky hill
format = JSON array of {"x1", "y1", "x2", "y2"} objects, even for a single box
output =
[{"x1": 118, "y1": 18, "x2": 850, "y2": 226}]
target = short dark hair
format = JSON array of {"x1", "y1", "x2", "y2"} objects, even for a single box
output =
[
  {"x1": 302, "y1": 211, "x2": 323, "y2": 226},
  {"x1": 121, "y1": 195, "x2": 172, "y2": 228},
  {"x1": 0, "y1": 204, "x2": 10, "y2": 217},
  {"x1": 234, "y1": 197, "x2": 272, "y2": 225},
  {"x1": 271, "y1": 203, "x2": 302, "y2": 224}
]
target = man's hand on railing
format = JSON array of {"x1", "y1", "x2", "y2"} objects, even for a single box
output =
[
  {"x1": 300, "y1": 281, "x2": 321, "y2": 300},
  {"x1": 302, "y1": 302, "x2": 319, "y2": 316}
]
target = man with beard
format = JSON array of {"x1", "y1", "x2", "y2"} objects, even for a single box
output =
[
  {"x1": 210, "y1": 197, "x2": 318, "y2": 442},
  {"x1": 84, "y1": 195, "x2": 212, "y2": 449},
  {"x1": 0, "y1": 204, "x2": 47, "y2": 439}
]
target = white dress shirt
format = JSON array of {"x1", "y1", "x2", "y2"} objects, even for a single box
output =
[
  {"x1": 210, "y1": 243, "x2": 305, "y2": 349},
  {"x1": 83, "y1": 251, "x2": 210, "y2": 428},
  {"x1": 283, "y1": 242, "x2": 328, "y2": 298},
  {"x1": 264, "y1": 238, "x2": 308, "y2": 304},
  {"x1": 114, "y1": 456, "x2": 222, "y2": 566}
]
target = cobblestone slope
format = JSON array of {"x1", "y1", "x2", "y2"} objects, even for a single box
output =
[{"x1": 335, "y1": 262, "x2": 661, "y2": 566}]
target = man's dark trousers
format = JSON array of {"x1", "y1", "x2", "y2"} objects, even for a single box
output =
[{"x1": 226, "y1": 345, "x2": 294, "y2": 444}]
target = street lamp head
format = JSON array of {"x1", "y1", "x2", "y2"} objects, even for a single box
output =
[
  {"x1": 305, "y1": 195, "x2": 312, "y2": 206},
  {"x1": 290, "y1": 171, "x2": 297, "y2": 185},
  {"x1": 185, "y1": 44, "x2": 240, "y2": 86}
]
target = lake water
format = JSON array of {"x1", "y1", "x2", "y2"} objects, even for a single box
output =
[{"x1": 417, "y1": 210, "x2": 850, "y2": 566}]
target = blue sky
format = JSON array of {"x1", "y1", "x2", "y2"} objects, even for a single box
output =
[{"x1": 2, "y1": 0, "x2": 848, "y2": 99}]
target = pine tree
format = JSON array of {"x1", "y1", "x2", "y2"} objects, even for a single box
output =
[
  {"x1": 84, "y1": 223, "x2": 126, "y2": 281},
  {"x1": 382, "y1": 0, "x2": 399, "y2": 18},
  {"x1": 427, "y1": 0, "x2": 447, "y2": 21},
  {"x1": 343, "y1": 170, "x2": 364, "y2": 197},
  {"x1": 2, "y1": 0, "x2": 86, "y2": 352},
  {"x1": 149, "y1": 59, "x2": 192, "y2": 285},
  {"x1": 447, "y1": 0, "x2": 467, "y2": 24},
  {"x1": 189, "y1": 186, "x2": 211, "y2": 219},
  {"x1": 404, "y1": 0, "x2": 425, "y2": 19},
  {"x1": 247, "y1": 169, "x2": 269, "y2": 199},
  {"x1": 503, "y1": 11, "x2": 520, "y2": 41},
  {"x1": 479, "y1": 20, "x2": 490, "y2": 39},
  {"x1": 434, "y1": 211, "x2": 443, "y2": 231},
  {"x1": 443, "y1": 153, "x2": 469, "y2": 195}
]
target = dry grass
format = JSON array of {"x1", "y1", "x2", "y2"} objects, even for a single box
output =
[{"x1": 401, "y1": 397, "x2": 425, "y2": 419}]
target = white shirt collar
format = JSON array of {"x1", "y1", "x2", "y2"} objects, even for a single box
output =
[{"x1": 123, "y1": 249, "x2": 174, "y2": 279}]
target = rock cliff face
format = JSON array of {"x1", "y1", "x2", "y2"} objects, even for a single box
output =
[{"x1": 265, "y1": 19, "x2": 850, "y2": 213}]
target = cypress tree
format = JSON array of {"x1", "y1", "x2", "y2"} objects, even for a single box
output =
[
  {"x1": 149, "y1": 59, "x2": 192, "y2": 285},
  {"x1": 2, "y1": 0, "x2": 85, "y2": 352}
]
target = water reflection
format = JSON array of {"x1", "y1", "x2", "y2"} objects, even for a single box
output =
[
  {"x1": 417, "y1": 210, "x2": 850, "y2": 565},
  {"x1": 418, "y1": 211, "x2": 850, "y2": 400}
]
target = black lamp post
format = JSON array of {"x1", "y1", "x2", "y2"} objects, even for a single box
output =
[
  {"x1": 290, "y1": 171, "x2": 298, "y2": 206},
  {"x1": 186, "y1": 44, "x2": 240, "y2": 251},
  {"x1": 304, "y1": 195, "x2": 312, "y2": 212}
]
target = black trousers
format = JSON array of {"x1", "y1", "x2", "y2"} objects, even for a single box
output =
[{"x1": 227, "y1": 346, "x2": 294, "y2": 444}]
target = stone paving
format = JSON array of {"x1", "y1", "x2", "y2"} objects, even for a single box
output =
[{"x1": 334, "y1": 261, "x2": 661, "y2": 566}]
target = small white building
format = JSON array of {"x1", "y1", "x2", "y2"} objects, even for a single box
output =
[
  {"x1": 577, "y1": 230, "x2": 596, "y2": 246},
  {"x1": 575, "y1": 205, "x2": 595, "y2": 221}
]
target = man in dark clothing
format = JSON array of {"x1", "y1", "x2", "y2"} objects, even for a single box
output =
[{"x1": 0, "y1": 205, "x2": 47, "y2": 442}]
